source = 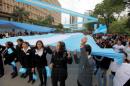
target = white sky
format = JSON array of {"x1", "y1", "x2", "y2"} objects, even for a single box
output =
[{"x1": 58, "y1": 0, "x2": 103, "y2": 24}]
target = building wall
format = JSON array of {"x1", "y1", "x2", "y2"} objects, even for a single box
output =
[
  {"x1": 70, "y1": 16, "x2": 78, "y2": 29},
  {"x1": 0, "y1": 0, "x2": 61, "y2": 25}
]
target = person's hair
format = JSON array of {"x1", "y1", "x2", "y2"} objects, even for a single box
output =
[
  {"x1": 22, "y1": 41, "x2": 30, "y2": 46},
  {"x1": 57, "y1": 41, "x2": 66, "y2": 52},
  {"x1": 35, "y1": 40, "x2": 44, "y2": 49},
  {"x1": 17, "y1": 38, "x2": 24, "y2": 42},
  {"x1": 6, "y1": 41, "x2": 14, "y2": 48}
]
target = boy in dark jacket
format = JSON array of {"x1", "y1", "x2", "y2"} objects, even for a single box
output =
[{"x1": 2, "y1": 42, "x2": 18, "y2": 78}]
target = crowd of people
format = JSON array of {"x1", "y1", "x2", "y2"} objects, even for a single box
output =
[
  {"x1": 0, "y1": 30, "x2": 49, "y2": 39},
  {"x1": 0, "y1": 34, "x2": 130, "y2": 86}
]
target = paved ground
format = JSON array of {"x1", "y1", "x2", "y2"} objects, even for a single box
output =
[{"x1": 0, "y1": 54, "x2": 101, "y2": 86}]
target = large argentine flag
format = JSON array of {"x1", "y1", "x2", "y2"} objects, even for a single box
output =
[{"x1": 0, "y1": 33, "x2": 123, "y2": 64}]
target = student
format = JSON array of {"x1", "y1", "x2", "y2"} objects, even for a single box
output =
[
  {"x1": 113, "y1": 40, "x2": 125, "y2": 53},
  {"x1": 77, "y1": 37, "x2": 93, "y2": 86},
  {"x1": 19, "y1": 42, "x2": 34, "y2": 83},
  {"x1": 32, "y1": 40, "x2": 52, "y2": 86},
  {"x1": 50, "y1": 41, "x2": 72, "y2": 86},
  {"x1": 2, "y1": 42, "x2": 18, "y2": 78},
  {"x1": 0, "y1": 45, "x2": 5, "y2": 77},
  {"x1": 16, "y1": 38, "x2": 24, "y2": 62}
]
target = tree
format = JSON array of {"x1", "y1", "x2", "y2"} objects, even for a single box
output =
[
  {"x1": 93, "y1": 0, "x2": 125, "y2": 28},
  {"x1": 109, "y1": 18, "x2": 129, "y2": 34},
  {"x1": 83, "y1": 22, "x2": 96, "y2": 33},
  {"x1": 12, "y1": 7, "x2": 30, "y2": 22},
  {"x1": 56, "y1": 23, "x2": 64, "y2": 32}
]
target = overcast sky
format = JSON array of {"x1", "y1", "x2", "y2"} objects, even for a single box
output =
[{"x1": 58, "y1": 0, "x2": 103, "y2": 24}]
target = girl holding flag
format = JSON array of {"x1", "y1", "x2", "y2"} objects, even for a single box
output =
[
  {"x1": 2, "y1": 42, "x2": 18, "y2": 78},
  {"x1": 32, "y1": 40, "x2": 52, "y2": 86},
  {"x1": 19, "y1": 41, "x2": 34, "y2": 84}
]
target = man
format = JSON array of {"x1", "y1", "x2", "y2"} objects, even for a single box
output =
[
  {"x1": 77, "y1": 37, "x2": 93, "y2": 86},
  {"x1": 0, "y1": 45, "x2": 5, "y2": 77}
]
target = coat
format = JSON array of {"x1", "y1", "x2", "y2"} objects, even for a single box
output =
[
  {"x1": 19, "y1": 48, "x2": 33, "y2": 68},
  {"x1": 32, "y1": 46, "x2": 52, "y2": 68},
  {"x1": 51, "y1": 50, "x2": 72, "y2": 81},
  {"x1": 3, "y1": 47, "x2": 16, "y2": 65},
  {"x1": 15, "y1": 44, "x2": 22, "y2": 62},
  {"x1": 77, "y1": 44, "x2": 93, "y2": 86}
]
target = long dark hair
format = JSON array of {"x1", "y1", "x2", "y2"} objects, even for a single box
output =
[
  {"x1": 57, "y1": 41, "x2": 66, "y2": 52},
  {"x1": 35, "y1": 40, "x2": 44, "y2": 49},
  {"x1": 6, "y1": 41, "x2": 14, "y2": 48}
]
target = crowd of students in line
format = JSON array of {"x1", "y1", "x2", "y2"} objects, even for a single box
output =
[
  {"x1": 0, "y1": 34, "x2": 130, "y2": 86},
  {"x1": 0, "y1": 38, "x2": 73, "y2": 86}
]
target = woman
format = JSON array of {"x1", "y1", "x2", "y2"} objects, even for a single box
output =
[
  {"x1": 77, "y1": 37, "x2": 93, "y2": 86},
  {"x1": 0, "y1": 45, "x2": 5, "y2": 77},
  {"x1": 50, "y1": 41, "x2": 72, "y2": 86},
  {"x1": 32, "y1": 40, "x2": 52, "y2": 86},
  {"x1": 19, "y1": 42, "x2": 34, "y2": 83},
  {"x1": 2, "y1": 42, "x2": 18, "y2": 78}
]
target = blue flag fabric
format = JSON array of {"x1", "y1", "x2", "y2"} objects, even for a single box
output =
[
  {"x1": 11, "y1": 61, "x2": 16, "y2": 67},
  {"x1": 19, "y1": 67, "x2": 27, "y2": 74},
  {"x1": 33, "y1": 74, "x2": 38, "y2": 80},
  {"x1": 7, "y1": 48, "x2": 13, "y2": 54},
  {"x1": 45, "y1": 66, "x2": 52, "y2": 78}
]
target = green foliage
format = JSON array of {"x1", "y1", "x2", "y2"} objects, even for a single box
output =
[
  {"x1": 93, "y1": 0, "x2": 125, "y2": 28},
  {"x1": 94, "y1": 0, "x2": 125, "y2": 16},
  {"x1": 83, "y1": 22, "x2": 95, "y2": 33},
  {"x1": 109, "y1": 18, "x2": 129, "y2": 34}
]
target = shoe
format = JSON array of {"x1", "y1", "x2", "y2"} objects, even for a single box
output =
[
  {"x1": 0, "y1": 74, "x2": 4, "y2": 78},
  {"x1": 11, "y1": 73, "x2": 18, "y2": 79},
  {"x1": 11, "y1": 72, "x2": 15, "y2": 75},
  {"x1": 39, "y1": 83, "x2": 44, "y2": 86},
  {"x1": 31, "y1": 80, "x2": 35, "y2": 84},
  {"x1": 23, "y1": 73, "x2": 28, "y2": 78},
  {"x1": 20, "y1": 74, "x2": 24, "y2": 78},
  {"x1": 27, "y1": 79, "x2": 32, "y2": 83}
]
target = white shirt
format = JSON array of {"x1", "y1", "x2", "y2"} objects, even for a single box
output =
[
  {"x1": 35, "y1": 48, "x2": 43, "y2": 57},
  {"x1": 110, "y1": 61, "x2": 121, "y2": 73},
  {"x1": 113, "y1": 44, "x2": 125, "y2": 53},
  {"x1": 114, "y1": 63, "x2": 130, "y2": 86}
]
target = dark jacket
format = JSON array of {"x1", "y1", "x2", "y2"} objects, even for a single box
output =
[
  {"x1": 0, "y1": 45, "x2": 5, "y2": 64},
  {"x1": 51, "y1": 50, "x2": 72, "y2": 81},
  {"x1": 78, "y1": 44, "x2": 93, "y2": 86},
  {"x1": 3, "y1": 47, "x2": 16, "y2": 65},
  {"x1": 19, "y1": 48, "x2": 33, "y2": 68},
  {"x1": 15, "y1": 44, "x2": 22, "y2": 62},
  {"x1": 32, "y1": 46, "x2": 52, "y2": 67}
]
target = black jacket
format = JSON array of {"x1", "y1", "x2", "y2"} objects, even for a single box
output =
[
  {"x1": 15, "y1": 44, "x2": 22, "y2": 61},
  {"x1": 0, "y1": 45, "x2": 5, "y2": 63},
  {"x1": 3, "y1": 47, "x2": 16, "y2": 65},
  {"x1": 19, "y1": 48, "x2": 33, "y2": 68},
  {"x1": 32, "y1": 46, "x2": 52, "y2": 67},
  {"x1": 51, "y1": 50, "x2": 72, "y2": 81}
]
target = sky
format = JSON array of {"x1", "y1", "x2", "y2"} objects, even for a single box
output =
[{"x1": 58, "y1": 0, "x2": 103, "y2": 24}]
